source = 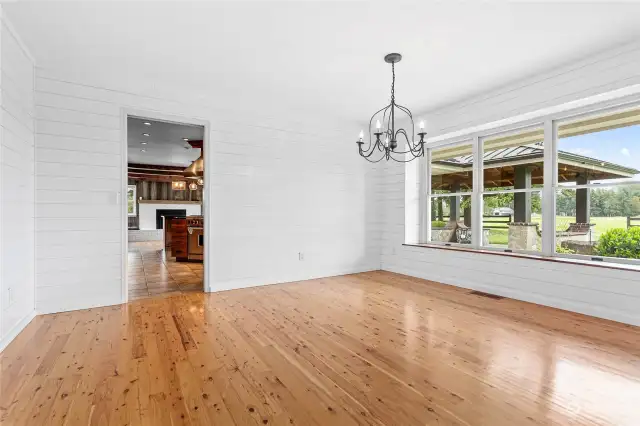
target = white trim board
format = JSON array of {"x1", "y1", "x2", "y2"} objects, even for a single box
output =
[
  {"x1": 0, "y1": 6, "x2": 36, "y2": 65},
  {"x1": 0, "y1": 311, "x2": 36, "y2": 353}
]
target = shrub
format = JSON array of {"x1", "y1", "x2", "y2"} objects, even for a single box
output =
[
  {"x1": 555, "y1": 245, "x2": 576, "y2": 254},
  {"x1": 431, "y1": 220, "x2": 447, "y2": 228},
  {"x1": 597, "y1": 227, "x2": 640, "y2": 259}
]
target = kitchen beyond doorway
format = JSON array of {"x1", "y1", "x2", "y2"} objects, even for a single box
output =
[
  {"x1": 125, "y1": 114, "x2": 208, "y2": 300},
  {"x1": 127, "y1": 241, "x2": 203, "y2": 299}
]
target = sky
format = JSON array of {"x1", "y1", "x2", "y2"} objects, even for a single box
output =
[{"x1": 559, "y1": 124, "x2": 640, "y2": 181}]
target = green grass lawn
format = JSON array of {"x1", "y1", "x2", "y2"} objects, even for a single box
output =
[
  {"x1": 531, "y1": 215, "x2": 628, "y2": 238},
  {"x1": 434, "y1": 215, "x2": 630, "y2": 246},
  {"x1": 488, "y1": 215, "x2": 629, "y2": 245}
]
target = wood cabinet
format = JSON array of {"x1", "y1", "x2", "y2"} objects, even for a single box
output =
[{"x1": 171, "y1": 218, "x2": 188, "y2": 261}]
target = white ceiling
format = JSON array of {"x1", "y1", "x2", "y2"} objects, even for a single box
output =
[
  {"x1": 127, "y1": 117, "x2": 204, "y2": 167},
  {"x1": 6, "y1": 2, "x2": 640, "y2": 123}
]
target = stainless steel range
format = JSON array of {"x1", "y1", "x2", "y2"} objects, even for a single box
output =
[{"x1": 186, "y1": 216, "x2": 204, "y2": 261}]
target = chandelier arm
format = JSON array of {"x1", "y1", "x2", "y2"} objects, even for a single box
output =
[
  {"x1": 360, "y1": 138, "x2": 384, "y2": 158},
  {"x1": 360, "y1": 153, "x2": 387, "y2": 163},
  {"x1": 388, "y1": 154, "x2": 424, "y2": 163},
  {"x1": 386, "y1": 147, "x2": 419, "y2": 155},
  {"x1": 382, "y1": 105, "x2": 393, "y2": 138},
  {"x1": 394, "y1": 103, "x2": 415, "y2": 123},
  {"x1": 359, "y1": 144, "x2": 378, "y2": 158},
  {"x1": 394, "y1": 103, "x2": 417, "y2": 140},
  {"x1": 388, "y1": 146, "x2": 424, "y2": 157},
  {"x1": 393, "y1": 129, "x2": 423, "y2": 154},
  {"x1": 369, "y1": 104, "x2": 392, "y2": 129},
  {"x1": 367, "y1": 104, "x2": 392, "y2": 150},
  {"x1": 388, "y1": 139, "x2": 425, "y2": 161},
  {"x1": 382, "y1": 107, "x2": 389, "y2": 133},
  {"x1": 394, "y1": 102, "x2": 413, "y2": 119}
]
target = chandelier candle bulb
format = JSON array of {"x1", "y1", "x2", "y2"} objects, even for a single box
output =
[
  {"x1": 358, "y1": 130, "x2": 364, "y2": 142},
  {"x1": 419, "y1": 120, "x2": 425, "y2": 130},
  {"x1": 376, "y1": 120, "x2": 381, "y2": 131}
]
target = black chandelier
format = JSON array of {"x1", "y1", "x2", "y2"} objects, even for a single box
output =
[{"x1": 357, "y1": 53, "x2": 426, "y2": 163}]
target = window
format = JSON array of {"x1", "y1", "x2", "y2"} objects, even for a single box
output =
[
  {"x1": 127, "y1": 185, "x2": 137, "y2": 216},
  {"x1": 556, "y1": 107, "x2": 640, "y2": 261},
  {"x1": 481, "y1": 126, "x2": 544, "y2": 252},
  {"x1": 428, "y1": 142, "x2": 473, "y2": 245},
  {"x1": 418, "y1": 100, "x2": 640, "y2": 267}
]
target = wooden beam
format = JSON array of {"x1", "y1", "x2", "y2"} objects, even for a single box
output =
[
  {"x1": 128, "y1": 174, "x2": 182, "y2": 182},
  {"x1": 128, "y1": 162, "x2": 186, "y2": 172}
]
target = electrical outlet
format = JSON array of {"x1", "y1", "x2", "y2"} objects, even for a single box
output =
[{"x1": 298, "y1": 252, "x2": 304, "y2": 261}]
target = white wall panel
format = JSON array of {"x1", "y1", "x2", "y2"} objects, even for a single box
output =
[
  {"x1": 36, "y1": 175, "x2": 120, "y2": 192},
  {"x1": 36, "y1": 134, "x2": 121, "y2": 155},
  {"x1": 0, "y1": 9, "x2": 35, "y2": 351},
  {"x1": 34, "y1": 71, "x2": 381, "y2": 314},
  {"x1": 36, "y1": 148, "x2": 119, "y2": 167},
  {"x1": 381, "y1": 41, "x2": 640, "y2": 326},
  {"x1": 35, "y1": 105, "x2": 120, "y2": 128}
]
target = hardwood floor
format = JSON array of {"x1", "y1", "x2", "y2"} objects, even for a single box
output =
[
  {"x1": 1, "y1": 271, "x2": 639, "y2": 425},
  {"x1": 128, "y1": 241, "x2": 203, "y2": 300}
]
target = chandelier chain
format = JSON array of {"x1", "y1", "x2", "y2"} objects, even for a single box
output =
[{"x1": 390, "y1": 62, "x2": 395, "y2": 104}]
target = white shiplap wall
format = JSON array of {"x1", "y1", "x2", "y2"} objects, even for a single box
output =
[
  {"x1": 34, "y1": 72, "x2": 381, "y2": 314},
  {"x1": 0, "y1": 10, "x2": 35, "y2": 351},
  {"x1": 381, "y1": 41, "x2": 640, "y2": 326}
]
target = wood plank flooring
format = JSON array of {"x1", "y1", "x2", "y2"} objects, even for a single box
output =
[
  {"x1": 1, "y1": 271, "x2": 639, "y2": 425},
  {"x1": 128, "y1": 241, "x2": 203, "y2": 300}
]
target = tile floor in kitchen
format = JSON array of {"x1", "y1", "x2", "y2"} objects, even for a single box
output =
[{"x1": 127, "y1": 240, "x2": 203, "y2": 300}]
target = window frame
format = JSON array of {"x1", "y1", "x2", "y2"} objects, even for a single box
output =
[
  {"x1": 426, "y1": 139, "x2": 475, "y2": 248},
  {"x1": 419, "y1": 95, "x2": 640, "y2": 267},
  {"x1": 553, "y1": 104, "x2": 640, "y2": 264},
  {"x1": 127, "y1": 184, "x2": 137, "y2": 217},
  {"x1": 479, "y1": 123, "x2": 545, "y2": 255}
]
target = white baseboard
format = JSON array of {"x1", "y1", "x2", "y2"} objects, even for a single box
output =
[
  {"x1": 36, "y1": 297, "x2": 123, "y2": 315},
  {"x1": 0, "y1": 310, "x2": 37, "y2": 353},
  {"x1": 209, "y1": 264, "x2": 380, "y2": 293},
  {"x1": 382, "y1": 265, "x2": 640, "y2": 327}
]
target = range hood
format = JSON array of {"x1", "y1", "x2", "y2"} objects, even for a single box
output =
[
  {"x1": 184, "y1": 153, "x2": 203, "y2": 178},
  {"x1": 184, "y1": 140, "x2": 204, "y2": 178}
]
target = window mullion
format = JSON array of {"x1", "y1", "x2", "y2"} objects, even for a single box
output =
[
  {"x1": 542, "y1": 119, "x2": 556, "y2": 256},
  {"x1": 420, "y1": 151, "x2": 430, "y2": 244},
  {"x1": 471, "y1": 136, "x2": 482, "y2": 247}
]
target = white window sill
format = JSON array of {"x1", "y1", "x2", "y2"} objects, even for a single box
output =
[{"x1": 403, "y1": 243, "x2": 640, "y2": 273}]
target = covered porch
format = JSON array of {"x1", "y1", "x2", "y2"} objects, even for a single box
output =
[{"x1": 431, "y1": 142, "x2": 639, "y2": 250}]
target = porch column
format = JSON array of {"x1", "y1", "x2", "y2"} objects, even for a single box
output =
[
  {"x1": 576, "y1": 174, "x2": 590, "y2": 224},
  {"x1": 449, "y1": 181, "x2": 460, "y2": 222},
  {"x1": 514, "y1": 166, "x2": 531, "y2": 223}
]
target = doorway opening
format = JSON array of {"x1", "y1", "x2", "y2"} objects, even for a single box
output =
[{"x1": 124, "y1": 115, "x2": 207, "y2": 300}]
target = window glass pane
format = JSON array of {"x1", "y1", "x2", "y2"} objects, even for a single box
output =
[
  {"x1": 429, "y1": 194, "x2": 472, "y2": 244},
  {"x1": 431, "y1": 143, "x2": 473, "y2": 194},
  {"x1": 557, "y1": 108, "x2": 640, "y2": 186},
  {"x1": 127, "y1": 185, "x2": 136, "y2": 215},
  {"x1": 483, "y1": 127, "x2": 544, "y2": 189},
  {"x1": 556, "y1": 185, "x2": 640, "y2": 259},
  {"x1": 482, "y1": 191, "x2": 542, "y2": 251}
]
